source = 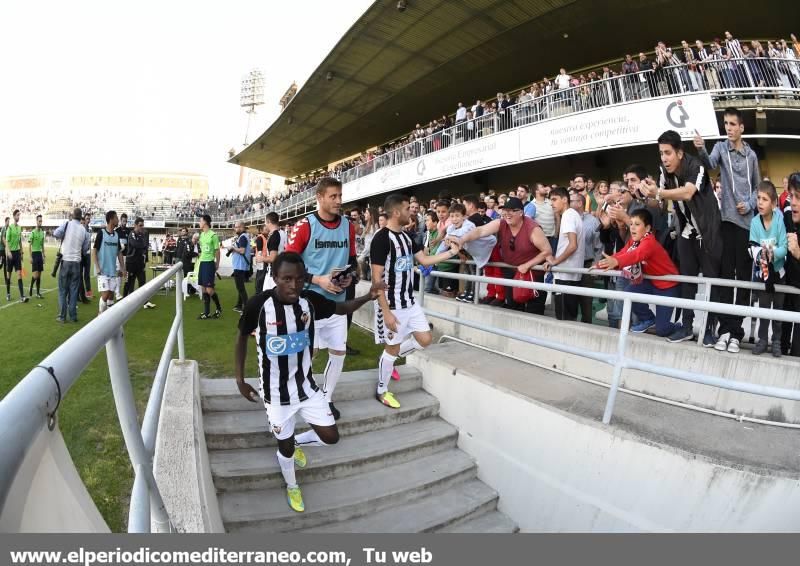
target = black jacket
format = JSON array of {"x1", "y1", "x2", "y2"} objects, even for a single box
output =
[
  {"x1": 175, "y1": 236, "x2": 195, "y2": 264},
  {"x1": 784, "y1": 211, "x2": 800, "y2": 287},
  {"x1": 126, "y1": 230, "x2": 149, "y2": 267}
]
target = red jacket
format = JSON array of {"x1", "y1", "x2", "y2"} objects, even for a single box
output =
[{"x1": 612, "y1": 233, "x2": 679, "y2": 289}]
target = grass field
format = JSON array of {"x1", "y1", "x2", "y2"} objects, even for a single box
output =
[{"x1": 0, "y1": 245, "x2": 390, "y2": 531}]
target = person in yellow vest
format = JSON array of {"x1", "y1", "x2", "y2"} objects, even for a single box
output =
[
  {"x1": 3, "y1": 209, "x2": 28, "y2": 303},
  {"x1": 29, "y1": 214, "x2": 46, "y2": 299}
]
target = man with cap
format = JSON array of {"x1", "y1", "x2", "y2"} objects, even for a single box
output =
[{"x1": 453, "y1": 196, "x2": 552, "y2": 313}]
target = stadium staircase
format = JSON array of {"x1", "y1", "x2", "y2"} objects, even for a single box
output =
[{"x1": 200, "y1": 366, "x2": 518, "y2": 533}]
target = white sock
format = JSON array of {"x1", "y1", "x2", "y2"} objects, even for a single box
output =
[
  {"x1": 295, "y1": 429, "x2": 327, "y2": 447},
  {"x1": 99, "y1": 300, "x2": 107, "y2": 313},
  {"x1": 277, "y1": 450, "x2": 297, "y2": 488},
  {"x1": 399, "y1": 336, "x2": 423, "y2": 358},
  {"x1": 106, "y1": 299, "x2": 114, "y2": 309},
  {"x1": 377, "y1": 352, "x2": 398, "y2": 395},
  {"x1": 323, "y1": 353, "x2": 345, "y2": 402}
]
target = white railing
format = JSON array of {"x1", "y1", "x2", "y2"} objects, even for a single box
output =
[
  {"x1": 417, "y1": 265, "x2": 800, "y2": 425},
  {"x1": 436, "y1": 258, "x2": 800, "y2": 348},
  {"x1": 0, "y1": 263, "x2": 185, "y2": 533}
]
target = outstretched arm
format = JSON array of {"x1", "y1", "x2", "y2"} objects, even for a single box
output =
[
  {"x1": 334, "y1": 280, "x2": 386, "y2": 316},
  {"x1": 415, "y1": 240, "x2": 461, "y2": 267}
]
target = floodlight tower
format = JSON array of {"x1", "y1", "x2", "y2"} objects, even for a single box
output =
[{"x1": 240, "y1": 69, "x2": 265, "y2": 145}]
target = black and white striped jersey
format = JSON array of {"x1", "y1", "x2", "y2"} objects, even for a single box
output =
[
  {"x1": 239, "y1": 290, "x2": 336, "y2": 406},
  {"x1": 659, "y1": 154, "x2": 720, "y2": 249},
  {"x1": 370, "y1": 227, "x2": 422, "y2": 310}
]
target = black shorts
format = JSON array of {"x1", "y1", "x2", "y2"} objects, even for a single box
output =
[
  {"x1": 31, "y1": 251, "x2": 44, "y2": 273},
  {"x1": 7, "y1": 251, "x2": 22, "y2": 272},
  {"x1": 198, "y1": 261, "x2": 216, "y2": 288}
]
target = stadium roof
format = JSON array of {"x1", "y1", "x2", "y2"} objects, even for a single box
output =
[{"x1": 232, "y1": 0, "x2": 795, "y2": 177}]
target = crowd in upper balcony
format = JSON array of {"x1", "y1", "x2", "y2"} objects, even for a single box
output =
[{"x1": 286, "y1": 31, "x2": 800, "y2": 186}]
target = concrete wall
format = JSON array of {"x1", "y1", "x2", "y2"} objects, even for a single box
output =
[
  {"x1": 412, "y1": 351, "x2": 800, "y2": 532},
  {"x1": 351, "y1": 290, "x2": 800, "y2": 423},
  {"x1": 153, "y1": 360, "x2": 224, "y2": 533},
  {"x1": 0, "y1": 423, "x2": 109, "y2": 533}
]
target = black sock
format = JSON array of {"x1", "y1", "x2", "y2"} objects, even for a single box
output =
[
  {"x1": 203, "y1": 294, "x2": 210, "y2": 315},
  {"x1": 212, "y1": 292, "x2": 221, "y2": 310},
  {"x1": 4, "y1": 278, "x2": 9, "y2": 295},
  {"x1": 18, "y1": 279, "x2": 24, "y2": 297},
  {"x1": 36, "y1": 278, "x2": 41, "y2": 294},
  {"x1": 30, "y1": 279, "x2": 34, "y2": 295}
]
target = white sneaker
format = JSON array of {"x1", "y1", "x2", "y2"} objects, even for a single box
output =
[
  {"x1": 727, "y1": 338, "x2": 740, "y2": 353},
  {"x1": 714, "y1": 333, "x2": 730, "y2": 352}
]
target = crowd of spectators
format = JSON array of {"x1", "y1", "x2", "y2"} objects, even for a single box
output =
[
  {"x1": 0, "y1": 186, "x2": 303, "y2": 224},
  {"x1": 299, "y1": 31, "x2": 800, "y2": 184},
  {"x1": 344, "y1": 109, "x2": 800, "y2": 357}
]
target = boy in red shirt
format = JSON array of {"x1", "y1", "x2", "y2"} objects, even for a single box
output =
[{"x1": 596, "y1": 209, "x2": 680, "y2": 337}]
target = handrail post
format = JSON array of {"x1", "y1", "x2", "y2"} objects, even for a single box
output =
[
  {"x1": 128, "y1": 467, "x2": 150, "y2": 533},
  {"x1": 175, "y1": 268, "x2": 185, "y2": 361},
  {"x1": 602, "y1": 299, "x2": 632, "y2": 425},
  {"x1": 695, "y1": 281, "x2": 712, "y2": 347},
  {"x1": 419, "y1": 268, "x2": 426, "y2": 306},
  {"x1": 474, "y1": 266, "x2": 482, "y2": 304},
  {"x1": 105, "y1": 329, "x2": 174, "y2": 532}
]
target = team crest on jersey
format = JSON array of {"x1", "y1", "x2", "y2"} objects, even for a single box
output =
[
  {"x1": 272, "y1": 424, "x2": 282, "y2": 434},
  {"x1": 301, "y1": 311, "x2": 310, "y2": 325},
  {"x1": 387, "y1": 331, "x2": 394, "y2": 340}
]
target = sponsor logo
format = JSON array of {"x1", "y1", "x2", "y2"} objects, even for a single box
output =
[
  {"x1": 387, "y1": 331, "x2": 394, "y2": 340},
  {"x1": 272, "y1": 424, "x2": 282, "y2": 434},
  {"x1": 416, "y1": 159, "x2": 427, "y2": 176},
  {"x1": 314, "y1": 239, "x2": 348, "y2": 249},
  {"x1": 265, "y1": 330, "x2": 310, "y2": 356},
  {"x1": 394, "y1": 255, "x2": 413, "y2": 272},
  {"x1": 666, "y1": 100, "x2": 689, "y2": 129},
  {"x1": 267, "y1": 336, "x2": 288, "y2": 355}
]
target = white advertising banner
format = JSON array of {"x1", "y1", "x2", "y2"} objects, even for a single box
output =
[
  {"x1": 343, "y1": 93, "x2": 719, "y2": 203},
  {"x1": 345, "y1": 132, "x2": 520, "y2": 202},
  {"x1": 144, "y1": 219, "x2": 166, "y2": 229},
  {"x1": 518, "y1": 92, "x2": 718, "y2": 161}
]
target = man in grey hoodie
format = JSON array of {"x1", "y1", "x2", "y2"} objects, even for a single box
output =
[{"x1": 693, "y1": 107, "x2": 761, "y2": 353}]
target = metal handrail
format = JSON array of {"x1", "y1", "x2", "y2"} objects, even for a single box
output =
[
  {"x1": 417, "y1": 269, "x2": 800, "y2": 425},
  {"x1": 440, "y1": 258, "x2": 800, "y2": 296},
  {"x1": 0, "y1": 263, "x2": 185, "y2": 532}
]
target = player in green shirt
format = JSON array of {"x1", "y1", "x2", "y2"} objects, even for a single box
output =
[
  {"x1": 4, "y1": 209, "x2": 28, "y2": 302},
  {"x1": 28, "y1": 214, "x2": 46, "y2": 299},
  {"x1": 0, "y1": 216, "x2": 8, "y2": 289},
  {"x1": 197, "y1": 214, "x2": 222, "y2": 319}
]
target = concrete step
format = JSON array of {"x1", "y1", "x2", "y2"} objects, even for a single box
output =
[
  {"x1": 201, "y1": 366, "x2": 421, "y2": 413},
  {"x1": 204, "y1": 390, "x2": 440, "y2": 450},
  {"x1": 221, "y1": 449, "x2": 477, "y2": 533},
  {"x1": 210, "y1": 418, "x2": 458, "y2": 492},
  {"x1": 302, "y1": 479, "x2": 498, "y2": 533},
  {"x1": 438, "y1": 511, "x2": 520, "y2": 533}
]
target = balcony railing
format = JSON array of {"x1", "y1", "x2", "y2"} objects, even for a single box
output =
[{"x1": 338, "y1": 56, "x2": 800, "y2": 186}]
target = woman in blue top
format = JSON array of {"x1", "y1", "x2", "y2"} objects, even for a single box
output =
[{"x1": 749, "y1": 181, "x2": 788, "y2": 356}]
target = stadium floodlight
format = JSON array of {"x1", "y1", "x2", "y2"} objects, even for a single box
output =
[{"x1": 240, "y1": 69, "x2": 265, "y2": 145}]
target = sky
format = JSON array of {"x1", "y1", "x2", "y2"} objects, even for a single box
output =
[{"x1": 0, "y1": 0, "x2": 374, "y2": 195}]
